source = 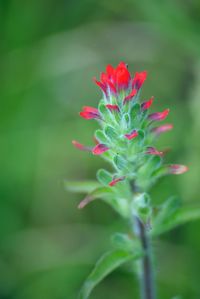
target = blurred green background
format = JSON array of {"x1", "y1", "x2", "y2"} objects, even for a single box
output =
[{"x1": 1, "y1": 0, "x2": 200, "y2": 298}]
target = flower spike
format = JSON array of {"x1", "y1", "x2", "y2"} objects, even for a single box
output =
[{"x1": 70, "y1": 62, "x2": 189, "y2": 299}]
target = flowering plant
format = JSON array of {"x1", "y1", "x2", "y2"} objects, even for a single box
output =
[{"x1": 66, "y1": 62, "x2": 200, "y2": 299}]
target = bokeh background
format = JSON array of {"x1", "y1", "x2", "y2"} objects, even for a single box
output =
[{"x1": 1, "y1": 0, "x2": 200, "y2": 298}]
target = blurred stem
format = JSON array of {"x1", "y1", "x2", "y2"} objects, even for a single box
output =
[{"x1": 135, "y1": 217, "x2": 156, "y2": 299}]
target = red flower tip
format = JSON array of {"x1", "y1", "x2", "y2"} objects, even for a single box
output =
[
  {"x1": 124, "y1": 130, "x2": 138, "y2": 140},
  {"x1": 92, "y1": 143, "x2": 109, "y2": 155},
  {"x1": 109, "y1": 176, "x2": 126, "y2": 187},
  {"x1": 72, "y1": 140, "x2": 91, "y2": 152},
  {"x1": 94, "y1": 62, "x2": 131, "y2": 95},
  {"x1": 123, "y1": 89, "x2": 137, "y2": 104},
  {"x1": 151, "y1": 124, "x2": 173, "y2": 135},
  {"x1": 106, "y1": 104, "x2": 120, "y2": 112},
  {"x1": 168, "y1": 164, "x2": 188, "y2": 175},
  {"x1": 146, "y1": 146, "x2": 164, "y2": 156},
  {"x1": 115, "y1": 61, "x2": 131, "y2": 90},
  {"x1": 141, "y1": 96, "x2": 154, "y2": 110},
  {"x1": 132, "y1": 71, "x2": 147, "y2": 90},
  {"x1": 80, "y1": 106, "x2": 100, "y2": 120},
  {"x1": 148, "y1": 109, "x2": 170, "y2": 122},
  {"x1": 93, "y1": 77, "x2": 107, "y2": 94}
]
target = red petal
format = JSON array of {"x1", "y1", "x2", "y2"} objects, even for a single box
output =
[
  {"x1": 109, "y1": 176, "x2": 126, "y2": 187},
  {"x1": 151, "y1": 124, "x2": 173, "y2": 135},
  {"x1": 148, "y1": 109, "x2": 169, "y2": 121},
  {"x1": 123, "y1": 89, "x2": 137, "y2": 104},
  {"x1": 106, "y1": 104, "x2": 120, "y2": 112},
  {"x1": 92, "y1": 144, "x2": 109, "y2": 155},
  {"x1": 141, "y1": 96, "x2": 154, "y2": 110},
  {"x1": 72, "y1": 140, "x2": 91, "y2": 151},
  {"x1": 132, "y1": 71, "x2": 147, "y2": 90},
  {"x1": 146, "y1": 146, "x2": 163, "y2": 156},
  {"x1": 168, "y1": 164, "x2": 188, "y2": 175},
  {"x1": 124, "y1": 130, "x2": 138, "y2": 140}
]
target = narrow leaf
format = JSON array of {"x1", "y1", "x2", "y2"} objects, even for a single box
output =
[
  {"x1": 64, "y1": 180, "x2": 100, "y2": 193},
  {"x1": 152, "y1": 204, "x2": 200, "y2": 236},
  {"x1": 78, "y1": 187, "x2": 114, "y2": 209},
  {"x1": 79, "y1": 249, "x2": 142, "y2": 299}
]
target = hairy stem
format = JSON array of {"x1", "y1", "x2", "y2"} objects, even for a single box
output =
[{"x1": 136, "y1": 217, "x2": 156, "y2": 299}]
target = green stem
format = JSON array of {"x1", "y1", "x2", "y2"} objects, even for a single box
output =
[{"x1": 135, "y1": 217, "x2": 156, "y2": 299}]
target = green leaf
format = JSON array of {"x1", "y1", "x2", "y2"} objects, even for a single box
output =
[
  {"x1": 152, "y1": 201, "x2": 200, "y2": 236},
  {"x1": 111, "y1": 233, "x2": 135, "y2": 251},
  {"x1": 79, "y1": 249, "x2": 142, "y2": 299},
  {"x1": 64, "y1": 180, "x2": 100, "y2": 193},
  {"x1": 104, "y1": 125, "x2": 118, "y2": 142},
  {"x1": 78, "y1": 187, "x2": 114, "y2": 209},
  {"x1": 95, "y1": 130, "x2": 108, "y2": 144},
  {"x1": 97, "y1": 169, "x2": 112, "y2": 186},
  {"x1": 130, "y1": 103, "x2": 140, "y2": 126},
  {"x1": 113, "y1": 155, "x2": 127, "y2": 171}
]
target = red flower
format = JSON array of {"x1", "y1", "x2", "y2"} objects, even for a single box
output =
[
  {"x1": 146, "y1": 146, "x2": 163, "y2": 156},
  {"x1": 168, "y1": 164, "x2": 188, "y2": 175},
  {"x1": 141, "y1": 96, "x2": 154, "y2": 110},
  {"x1": 132, "y1": 71, "x2": 147, "y2": 90},
  {"x1": 72, "y1": 140, "x2": 91, "y2": 152},
  {"x1": 124, "y1": 130, "x2": 138, "y2": 140},
  {"x1": 109, "y1": 176, "x2": 126, "y2": 187},
  {"x1": 94, "y1": 62, "x2": 131, "y2": 95},
  {"x1": 92, "y1": 144, "x2": 109, "y2": 155},
  {"x1": 106, "y1": 104, "x2": 120, "y2": 112},
  {"x1": 148, "y1": 109, "x2": 169, "y2": 121},
  {"x1": 151, "y1": 124, "x2": 173, "y2": 135},
  {"x1": 80, "y1": 106, "x2": 100, "y2": 120}
]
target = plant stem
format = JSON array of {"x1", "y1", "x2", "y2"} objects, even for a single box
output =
[{"x1": 135, "y1": 217, "x2": 156, "y2": 299}]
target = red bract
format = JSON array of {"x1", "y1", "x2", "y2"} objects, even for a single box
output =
[
  {"x1": 109, "y1": 176, "x2": 126, "y2": 187},
  {"x1": 141, "y1": 97, "x2": 154, "y2": 110},
  {"x1": 151, "y1": 124, "x2": 173, "y2": 135},
  {"x1": 168, "y1": 164, "x2": 188, "y2": 175},
  {"x1": 72, "y1": 140, "x2": 91, "y2": 152},
  {"x1": 92, "y1": 144, "x2": 109, "y2": 155},
  {"x1": 123, "y1": 89, "x2": 137, "y2": 104},
  {"x1": 132, "y1": 71, "x2": 147, "y2": 90},
  {"x1": 115, "y1": 62, "x2": 131, "y2": 90},
  {"x1": 146, "y1": 147, "x2": 163, "y2": 156},
  {"x1": 124, "y1": 130, "x2": 138, "y2": 140},
  {"x1": 148, "y1": 109, "x2": 169, "y2": 121},
  {"x1": 80, "y1": 106, "x2": 100, "y2": 120},
  {"x1": 106, "y1": 104, "x2": 120, "y2": 112}
]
